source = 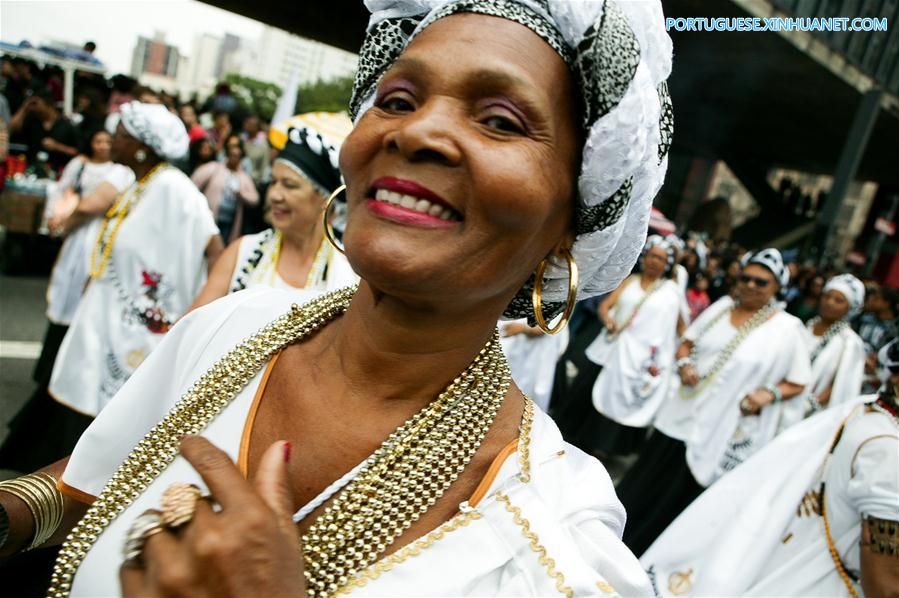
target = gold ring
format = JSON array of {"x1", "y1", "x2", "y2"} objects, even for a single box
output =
[{"x1": 159, "y1": 482, "x2": 203, "y2": 529}]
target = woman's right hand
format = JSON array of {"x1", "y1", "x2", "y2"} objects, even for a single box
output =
[
  {"x1": 679, "y1": 364, "x2": 699, "y2": 387},
  {"x1": 599, "y1": 311, "x2": 618, "y2": 334}
]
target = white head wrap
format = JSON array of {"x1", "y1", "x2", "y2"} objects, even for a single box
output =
[
  {"x1": 823, "y1": 273, "x2": 866, "y2": 317},
  {"x1": 642, "y1": 234, "x2": 675, "y2": 273},
  {"x1": 119, "y1": 101, "x2": 189, "y2": 162},
  {"x1": 664, "y1": 233, "x2": 685, "y2": 255},
  {"x1": 741, "y1": 248, "x2": 790, "y2": 288},
  {"x1": 350, "y1": 0, "x2": 673, "y2": 320}
]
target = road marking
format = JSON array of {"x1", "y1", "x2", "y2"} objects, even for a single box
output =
[{"x1": 0, "y1": 341, "x2": 41, "y2": 359}]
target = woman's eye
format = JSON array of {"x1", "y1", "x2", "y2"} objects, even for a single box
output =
[
  {"x1": 379, "y1": 96, "x2": 415, "y2": 112},
  {"x1": 483, "y1": 114, "x2": 525, "y2": 135}
]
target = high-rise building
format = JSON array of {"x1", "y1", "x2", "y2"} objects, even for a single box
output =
[
  {"x1": 130, "y1": 32, "x2": 180, "y2": 79},
  {"x1": 190, "y1": 33, "x2": 223, "y2": 90},
  {"x1": 241, "y1": 26, "x2": 356, "y2": 89}
]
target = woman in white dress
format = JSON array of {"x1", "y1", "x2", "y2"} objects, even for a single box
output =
[
  {"x1": 563, "y1": 235, "x2": 684, "y2": 457},
  {"x1": 498, "y1": 319, "x2": 568, "y2": 412},
  {"x1": 0, "y1": 2, "x2": 674, "y2": 596},
  {"x1": 617, "y1": 248, "x2": 812, "y2": 556},
  {"x1": 785, "y1": 274, "x2": 866, "y2": 425},
  {"x1": 46, "y1": 102, "x2": 222, "y2": 432},
  {"x1": 0, "y1": 129, "x2": 134, "y2": 473},
  {"x1": 641, "y1": 340, "x2": 899, "y2": 597},
  {"x1": 190, "y1": 122, "x2": 357, "y2": 311}
]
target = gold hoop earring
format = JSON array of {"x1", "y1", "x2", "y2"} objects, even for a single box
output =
[
  {"x1": 322, "y1": 184, "x2": 346, "y2": 256},
  {"x1": 531, "y1": 248, "x2": 578, "y2": 335}
]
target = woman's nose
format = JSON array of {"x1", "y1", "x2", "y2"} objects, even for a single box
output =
[{"x1": 383, "y1": 100, "x2": 463, "y2": 166}]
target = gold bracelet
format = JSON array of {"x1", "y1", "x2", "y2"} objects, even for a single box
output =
[{"x1": 0, "y1": 472, "x2": 64, "y2": 550}]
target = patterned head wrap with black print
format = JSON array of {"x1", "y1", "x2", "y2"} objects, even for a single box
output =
[{"x1": 350, "y1": 0, "x2": 673, "y2": 321}]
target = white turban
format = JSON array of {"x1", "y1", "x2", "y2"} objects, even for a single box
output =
[
  {"x1": 350, "y1": 0, "x2": 673, "y2": 321},
  {"x1": 119, "y1": 101, "x2": 189, "y2": 162},
  {"x1": 824, "y1": 273, "x2": 865, "y2": 317},
  {"x1": 642, "y1": 234, "x2": 675, "y2": 273}
]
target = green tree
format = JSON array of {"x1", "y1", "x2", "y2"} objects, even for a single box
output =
[
  {"x1": 220, "y1": 73, "x2": 355, "y2": 122},
  {"x1": 223, "y1": 74, "x2": 282, "y2": 122},
  {"x1": 296, "y1": 76, "x2": 355, "y2": 114}
]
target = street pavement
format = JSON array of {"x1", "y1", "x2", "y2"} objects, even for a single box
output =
[{"x1": 0, "y1": 274, "x2": 47, "y2": 476}]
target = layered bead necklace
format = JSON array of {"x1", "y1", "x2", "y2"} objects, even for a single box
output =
[
  {"x1": 679, "y1": 301, "x2": 778, "y2": 400},
  {"x1": 89, "y1": 162, "x2": 168, "y2": 279},
  {"x1": 230, "y1": 230, "x2": 332, "y2": 293},
  {"x1": 48, "y1": 287, "x2": 512, "y2": 598}
]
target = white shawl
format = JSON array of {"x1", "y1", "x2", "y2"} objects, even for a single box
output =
[
  {"x1": 781, "y1": 324, "x2": 866, "y2": 430},
  {"x1": 641, "y1": 397, "x2": 898, "y2": 597}
]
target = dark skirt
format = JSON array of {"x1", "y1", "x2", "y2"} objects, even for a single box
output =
[
  {"x1": 0, "y1": 389, "x2": 93, "y2": 474},
  {"x1": 548, "y1": 316, "x2": 603, "y2": 441},
  {"x1": 615, "y1": 430, "x2": 705, "y2": 557},
  {"x1": 32, "y1": 321, "x2": 68, "y2": 388},
  {"x1": 570, "y1": 409, "x2": 649, "y2": 457}
]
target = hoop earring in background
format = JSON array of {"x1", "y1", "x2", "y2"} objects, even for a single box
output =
[
  {"x1": 134, "y1": 149, "x2": 147, "y2": 163},
  {"x1": 323, "y1": 184, "x2": 346, "y2": 256},
  {"x1": 532, "y1": 248, "x2": 578, "y2": 335}
]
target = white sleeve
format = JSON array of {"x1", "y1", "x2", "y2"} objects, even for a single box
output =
[
  {"x1": 848, "y1": 434, "x2": 899, "y2": 521},
  {"x1": 567, "y1": 518, "x2": 655, "y2": 597},
  {"x1": 105, "y1": 164, "x2": 136, "y2": 192}
]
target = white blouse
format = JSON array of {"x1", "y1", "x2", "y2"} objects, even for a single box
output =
[{"x1": 61, "y1": 288, "x2": 653, "y2": 597}]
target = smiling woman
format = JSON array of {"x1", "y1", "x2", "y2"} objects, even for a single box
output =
[{"x1": 0, "y1": 2, "x2": 673, "y2": 597}]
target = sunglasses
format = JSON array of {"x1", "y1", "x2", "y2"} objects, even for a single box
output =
[{"x1": 738, "y1": 274, "x2": 771, "y2": 288}]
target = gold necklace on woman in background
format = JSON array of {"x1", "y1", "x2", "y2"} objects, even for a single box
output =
[{"x1": 89, "y1": 162, "x2": 168, "y2": 279}]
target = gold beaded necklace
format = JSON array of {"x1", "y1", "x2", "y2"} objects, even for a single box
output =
[
  {"x1": 89, "y1": 162, "x2": 168, "y2": 279},
  {"x1": 48, "y1": 287, "x2": 512, "y2": 598}
]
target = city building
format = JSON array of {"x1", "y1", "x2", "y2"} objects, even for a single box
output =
[
  {"x1": 130, "y1": 32, "x2": 180, "y2": 79},
  {"x1": 241, "y1": 25, "x2": 357, "y2": 89}
]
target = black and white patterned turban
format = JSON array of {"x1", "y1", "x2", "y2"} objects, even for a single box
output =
[
  {"x1": 642, "y1": 234, "x2": 675, "y2": 274},
  {"x1": 824, "y1": 274, "x2": 865, "y2": 317},
  {"x1": 275, "y1": 126, "x2": 343, "y2": 198},
  {"x1": 350, "y1": 0, "x2": 673, "y2": 321},
  {"x1": 741, "y1": 248, "x2": 791, "y2": 288}
]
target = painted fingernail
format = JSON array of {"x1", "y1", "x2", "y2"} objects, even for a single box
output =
[{"x1": 283, "y1": 441, "x2": 292, "y2": 463}]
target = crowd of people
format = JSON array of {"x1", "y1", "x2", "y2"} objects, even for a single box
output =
[{"x1": 0, "y1": 2, "x2": 897, "y2": 597}]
